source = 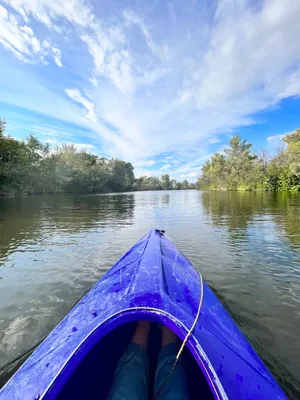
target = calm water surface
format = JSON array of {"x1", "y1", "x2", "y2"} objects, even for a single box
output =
[{"x1": 0, "y1": 191, "x2": 299, "y2": 397}]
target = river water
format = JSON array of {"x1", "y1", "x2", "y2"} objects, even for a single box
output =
[{"x1": 0, "y1": 191, "x2": 299, "y2": 397}]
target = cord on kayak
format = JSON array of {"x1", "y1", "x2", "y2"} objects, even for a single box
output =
[{"x1": 154, "y1": 269, "x2": 204, "y2": 398}]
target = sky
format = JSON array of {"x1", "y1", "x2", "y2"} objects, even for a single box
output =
[{"x1": 0, "y1": 0, "x2": 300, "y2": 181}]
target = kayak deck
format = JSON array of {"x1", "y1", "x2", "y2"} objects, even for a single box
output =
[{"x1": 57, "y1": 321, "x2": 214, "y2": 399}]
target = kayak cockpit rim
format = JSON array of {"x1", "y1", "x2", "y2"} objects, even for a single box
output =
[{"x1": 43, "y1": 307, "x2": 228, "y2": 400}]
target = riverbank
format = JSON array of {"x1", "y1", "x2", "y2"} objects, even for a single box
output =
[
  {"x1": 1, "y1": 120, "x2": 193, "y2": 197},
  {"x1": 196, "y1": 131, "x2": 300, "y2": 192}
]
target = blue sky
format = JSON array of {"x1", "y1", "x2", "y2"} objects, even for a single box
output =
[{"x1": 0, "y1": 0, "x2": 300, "y2": 181}]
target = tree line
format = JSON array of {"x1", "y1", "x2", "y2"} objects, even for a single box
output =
[
  {"x1": 196, "y1": 130, "x2": 300, "y2": 191},
  {"x1": 0, "y1": 119, "x2": 193, "y2": 196}
]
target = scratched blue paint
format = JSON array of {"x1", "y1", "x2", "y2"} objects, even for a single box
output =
[{"x1": 0, "y1": 229, "x2": 286, "y2": 399}]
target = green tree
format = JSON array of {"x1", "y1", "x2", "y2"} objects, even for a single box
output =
[
  {"x1": 282, "y1": 130, "x2": 300, "y2": 190},
  {"x1": 0, "y1": 122, "x2": 136, "y2": 196},
  {"x1": 197, "y1": 153, "x2": 227, "y2": 190},
  {"x1": 161, "y1": 174, "x2": 171, "y2": 190},
  {"x1": 171, "y1": 179, "x2": 183, "y2": 189},
  {"x1": 176, "y1": 181, "x2": 183, "y2": 190},
  {"x1": 182, "y1": 179, "x2": 190, "y2": 190},
  {"x1": 0, "y1": 122, "x2": 31, "y2": 194},
  {"x1": 107, "y1": 159, "x2": 134, "y2": 192},
  {"x1": 134, "y1": 176, "x2": 162, "y2": 191},
  {"x1": 223, "y1": 136, "x2": 257, "y2": 190},
  {"x1": 197, "y1": 136, "x2": 262, "y2": 191},
  {"x1": 0, "y1": 118, "x2": 6, "y2": 135}
]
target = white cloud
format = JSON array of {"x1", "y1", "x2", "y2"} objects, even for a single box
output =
[
  {"x1": 138, "y1": 68, "x2": 170, "y2": 85},
  {"x1": 89, "y1": 76, "x2": 98, "y2": 87},
  {"x1": 123, "y1": 9, "x2": 159, "y2": 57},
  {"x1": 179, "y1": 92, "x2": 190, "y2": 104},
  {"x1": 80, "y1": 8, "x2": 170, "y2": 93},
  {"x1": 163, "y1": 156, "x2": 174, "y2": 160},
  {"x1": 277, "y1": 69, "x2": 300, "y2": 99},
  {"x1": 208, "y1": 138, "x2": 222, "y2": 144},
  {"x1": 159, "y1": 163, "x2": 171, "y2": 171},
  {"x1": 266, "y1": 133, "x2": 288, "y2": 154},
  {"x1": 51, "y1": 46, "x2": 62, "y2": 67},
  {"x1": 187, "y1": 171, "x2": 198, "y2": 178},
  {"x1": 3, "y1": 0, "x2": 94, "y2": 27},
  {"x1": 65, "y1": 88, "x2": 98, "y2": 123},
  {"x1": 0, "y1": 5, "x2": 62, "y2": 66},
  {"x1": 81, "y1": 32, "x2": 135, "y2": 94},
  {"x1": 181, "y1": 0, "x2": 300, "y2": 114},
  {"x1": 24, "y1": 124, "x2": 76, "y2": 139},
  {"x1": 267, "y1": 134, "x2": 285, "y2": 142},
  {"x1": 172, "y1": 153, "x2": 215, "y2": 178},
  {"x1": 134, "y1": 159, "x2": 156, "y2": 167}
]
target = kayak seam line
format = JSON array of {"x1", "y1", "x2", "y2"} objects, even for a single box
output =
[{"x1": 125, "y1": 234, "x2": 151, "y2": 295}]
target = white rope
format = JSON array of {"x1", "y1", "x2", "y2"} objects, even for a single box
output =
[{"x1": 155, "y1": 269, "x2": 204, "y2": 398}]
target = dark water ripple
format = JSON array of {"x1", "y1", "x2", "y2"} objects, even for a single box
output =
[{"x1": 0, "y1": 191, "x2": 299, "y2": 398}]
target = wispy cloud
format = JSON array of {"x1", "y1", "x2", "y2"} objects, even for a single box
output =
[
  {"x1": 43, "y1": 40, "x2": 62, "y2": 67},
  {"x1": 134, "y1": 159, "x2": 157, "y2": 167},
  {"x1": 209, "y1": 138, "x2": 222, "y2": 144},
  {"x1": 187, "y1": 171, "x2": 198, "y2": 178},
  {"x1": 3, "y1": 0, "x2": 94, "y2": 27},
  {"x1": 0, "y1": 5, "x2": 62, "y2": 66},
  {"x1": 159, "y1": 163, "x2": 171, "y2": 171},
  {"x1": 123, "y1": 9, "x2": 167, "y2": 60},
  {"x1": 81, "y1": 30, "x2": 135, "y2": 94},
  {"x1": 65, "y1": 89, "x2": 98, "y2": 124},
  {"x1": 267, "y1": 134, "x2": 285, "y2": 142}
]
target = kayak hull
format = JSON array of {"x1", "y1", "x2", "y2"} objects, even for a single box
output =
[{"x1": 0, "y1": 229, "x2": 286, "y2": 399}]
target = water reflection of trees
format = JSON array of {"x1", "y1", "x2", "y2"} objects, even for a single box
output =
[
  {"x1": 201, "y1": 191, "x2": 267, "y2": 229},
  {"x1": 269, "y1": 193, "x2": 300, "y2": 250},
  {"x1": 201, "y1": 191, "x2": 300, "y2": 248},
  {"x1": 0, "y1": 194, "x2": 135, "y2": 262},
  {"x1": 161, "y1": 193, "x2": 170, "y2": 205}
]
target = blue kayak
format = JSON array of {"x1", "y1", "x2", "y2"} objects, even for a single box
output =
[{"x1": 0, "y1": 229, "x2": 286, "y2": 399}]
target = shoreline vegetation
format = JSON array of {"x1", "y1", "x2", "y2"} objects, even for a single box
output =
[
  {"x1": 196, "y1": 130, "x2": 300, "y2": 192},
  {"x1": 1, "y1": 117, "x2": 299, "y2": 196},
  {"x1": 0, "y1": 118, "x2": 194, "y2": 197}
]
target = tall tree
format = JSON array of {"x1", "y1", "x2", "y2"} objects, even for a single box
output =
[
  {"x1": 223, "y1": 136, "x2": 257, "y2": 190},
  {"x1": 0, "y1": 118, "x2": 6, "y2": 135},
  {"x1": 161, "y1": 174, "x2": 171, "y2": 190},
  {"x1": 284, "y1": 130, "x2": 300, "y2": 175},
  {"x1": 182, "y1": 179, "x2": 190, "y2": 190}
]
